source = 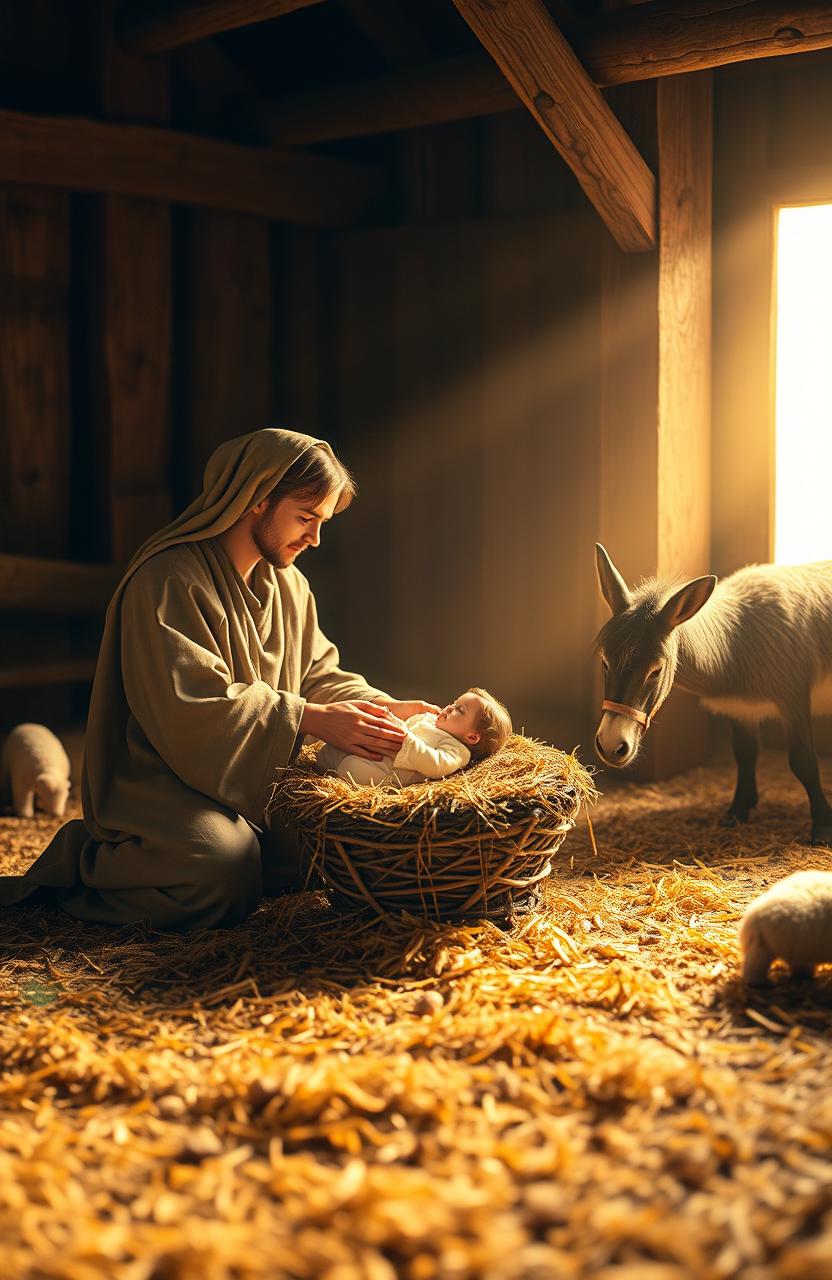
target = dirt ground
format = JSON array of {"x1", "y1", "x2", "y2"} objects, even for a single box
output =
[{"x1": 1, "y1": 749, "x2": 831, "y2": 1279}]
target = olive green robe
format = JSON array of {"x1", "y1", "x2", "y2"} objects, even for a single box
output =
[{"x1": 0, "y1": 429, "x2": 385, "y2": 930}]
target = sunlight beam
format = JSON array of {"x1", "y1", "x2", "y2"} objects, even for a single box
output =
[{"x1": 774, "y1": 203, "x2": 832, "y2": 566}]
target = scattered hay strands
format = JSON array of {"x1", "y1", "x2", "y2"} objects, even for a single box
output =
[{"x1": 2, "y1": 752, "x2": 832, "y2": 1275}]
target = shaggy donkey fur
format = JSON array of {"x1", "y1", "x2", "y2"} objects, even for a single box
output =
[{"x1": 594, "y1": 545, "x2": 832, "y2": 845}]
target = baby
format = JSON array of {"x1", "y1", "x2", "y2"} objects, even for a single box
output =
[{"x1": 315, "y1": 687, "x2": 512, "y2": 787}]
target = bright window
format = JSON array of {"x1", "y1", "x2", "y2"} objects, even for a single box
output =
[{"x1": 774, "y1": 203, "x2": 832, "y2": 565}]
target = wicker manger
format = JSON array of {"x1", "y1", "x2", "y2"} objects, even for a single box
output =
[{"x1": 268, "y1": 734, "x2": 597, "y2": 923}]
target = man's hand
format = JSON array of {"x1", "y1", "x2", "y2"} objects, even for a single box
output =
[
  {"x1": 373, "y1": 697, "x2": 441, "y2": 720},
  {"x1": 300, "y1": 701, "x2": 407, "y2": 761}
]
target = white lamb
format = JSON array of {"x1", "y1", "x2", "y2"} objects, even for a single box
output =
[
  {"x1": 739, "y1": 870, "x2": 832, "y2": 984},
  {"x1": 1, "y1": 723, "x2": 71, "y2": 819}
]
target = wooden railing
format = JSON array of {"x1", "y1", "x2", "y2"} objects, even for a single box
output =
[{"x1": 0, "y1": 554, "x2": 119, "y2": 689}]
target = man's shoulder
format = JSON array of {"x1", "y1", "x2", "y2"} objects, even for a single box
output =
[{"x1": 124, "y1": 543, "x2": 211, "y2": 599}]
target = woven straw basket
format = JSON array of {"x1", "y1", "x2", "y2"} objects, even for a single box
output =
[{"x1": 268, "y1": 735, "x2": 595, "y2": 924}]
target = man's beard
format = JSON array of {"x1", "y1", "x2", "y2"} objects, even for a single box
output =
[{"x1": 251, "y1": 508, "x2": 293, "y2": 569}]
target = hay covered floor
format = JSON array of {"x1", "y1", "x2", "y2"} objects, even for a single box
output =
[{"x1": 1, "y1": 751, "x2": 832, "y2": 1280}]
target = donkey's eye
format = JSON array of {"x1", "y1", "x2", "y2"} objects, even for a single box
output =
[{"x1": 647, "y1": 667, "x2": 661, "y2": 680}]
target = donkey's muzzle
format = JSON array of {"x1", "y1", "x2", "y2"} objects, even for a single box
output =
[{"x1": 595, "y1": 731, "x2": 635, "y2": 767}]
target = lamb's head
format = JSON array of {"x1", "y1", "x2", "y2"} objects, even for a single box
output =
[
  {"x1": 35, "y1": 771, "x2": 70, "y2": 817},
  {"x1": 593, "y1": 544, "x2": 716, "y2": 768}
]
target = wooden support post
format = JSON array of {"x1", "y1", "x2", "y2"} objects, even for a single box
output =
[
  {"x1": 657, "y1": 76, "x2": 713, "y2": 588},
  {"x1": 91, "y1": 0, "x2": 173, "y2": 564},
  {"x1": 599, "y1": 73, "x2": 713, "y2": 778},
  {"x1": 0, "y1": 187, "x2": 71, "y2": 559}
]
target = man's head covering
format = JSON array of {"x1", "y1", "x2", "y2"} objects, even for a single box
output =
[{"x1": 125, "y1": 428, "x2": 333, "y2": 584}]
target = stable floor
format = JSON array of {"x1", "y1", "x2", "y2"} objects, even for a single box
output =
[{"x1": 1, "y1": 751, "x2": 831, "y2": 1278}]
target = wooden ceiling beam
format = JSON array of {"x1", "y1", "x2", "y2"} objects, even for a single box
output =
[
  {"x1": 117, "y1": 0, "x2": 325, "y2": 56},
  {"x1": 582, "y1": 0, "x2": 832, "y2": 85},
  {"x1": 452, "y1": 0, "x2": 656, "y2": 252},
  {"x1": 0, "y1": 109, "x2": 386, "y2": 226},
  {"x1": 255, "y1": 52, "x2": 519, "y2": 145},
  {"x1": 255, "y1": 1, "x2": 832, "y2": 147}
]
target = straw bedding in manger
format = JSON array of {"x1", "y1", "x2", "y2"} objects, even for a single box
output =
[{"x1": 2, "y1": 749, "x2": 832, "y2": 1278}]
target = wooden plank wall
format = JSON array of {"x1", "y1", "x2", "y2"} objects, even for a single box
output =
[
  {"x1": 180, "y1": 210, "x2": 274, "y2": 501},
  {"x1": 319, "y1": 112, "x2": 603, "y2": 753}
]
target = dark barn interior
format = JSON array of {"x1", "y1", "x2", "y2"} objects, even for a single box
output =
[
  {"x1": 3, "y1": 0, "x2": 832, "y2": 765},
  {"x1": 3, "y1": 2, "x2": 832, "y2": 1276}
]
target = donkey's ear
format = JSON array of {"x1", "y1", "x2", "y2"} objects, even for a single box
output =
[
  {"x1": 595, "y1": 544, "x2": 631, "y2": 615},
  {"x1": 660, "y1": 575, "x2": 717, "y2": 629}
]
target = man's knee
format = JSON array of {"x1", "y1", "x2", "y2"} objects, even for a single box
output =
[{"x1": 179, "y1": 810, "x2": 262, "y2": 924}]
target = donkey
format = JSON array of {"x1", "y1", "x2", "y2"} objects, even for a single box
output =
[{"x1": 594, "y1": 543, "x2": 832, "y2": 845}]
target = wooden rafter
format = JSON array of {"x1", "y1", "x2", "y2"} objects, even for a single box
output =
[
  {"x1": 255, "y1": 52, "x2": 517, "y2": 145},
  {"x1": 255, "y1": 1, "x2": 832, "y2": 147},
  {"x1": 452, "y1": 0, "x2": 656, "y2": 252},
  {"x1": 117, "y1": 0, "x2": 325, "y2": 56},
  {"x1": 0, "y1": 110, "x2": 386, "y2": 227}
]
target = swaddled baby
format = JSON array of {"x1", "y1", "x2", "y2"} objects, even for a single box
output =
[{"x1": 316, "y1": 687, "x2": 512, "y2": 787}]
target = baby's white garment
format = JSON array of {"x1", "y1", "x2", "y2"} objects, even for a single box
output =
[{"x1": 316, "y1": 712, "x2": 471, "y2": 787}]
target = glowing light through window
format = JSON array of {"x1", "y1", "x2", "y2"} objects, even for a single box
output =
[{"x1": 774, "y1": 203, "x2": 832, "y2": 565}]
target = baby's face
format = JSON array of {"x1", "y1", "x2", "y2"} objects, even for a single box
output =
[{"x1": 435, "y1": 692, "x2": 483, "y2": 747}]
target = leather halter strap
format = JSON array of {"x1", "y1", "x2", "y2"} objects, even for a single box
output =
[{"x1": 601, "y1": 699, "x2": 653, "y2": 731}]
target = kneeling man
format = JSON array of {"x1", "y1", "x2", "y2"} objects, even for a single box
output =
[{"x1": 0, "y1": 429, "x2": 434, "y2": 930}]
